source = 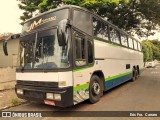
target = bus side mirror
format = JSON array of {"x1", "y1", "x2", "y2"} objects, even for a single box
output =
[
  {"x1": 3, "y1": 34, "x2": 21, "y2": 56},
  {"x1": 57, "y1": 19, "x2": 69, "y2": 46},
  {"x1": 3, "y1": 40, "x2": 8, "y2": 56}
]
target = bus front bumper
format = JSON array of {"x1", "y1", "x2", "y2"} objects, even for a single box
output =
[{"x1": 15, "y1": 84, "x2": 73, "y2": 107}]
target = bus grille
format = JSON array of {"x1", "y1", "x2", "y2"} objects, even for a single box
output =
[
  {"x1": 17, "y1": 80, "x2": 58, "y2": 88},
  {"x1": 25, "y1": 91, "x2": 44, "y2": 99}
]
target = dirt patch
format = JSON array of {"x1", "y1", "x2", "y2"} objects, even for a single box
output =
[{"x1": 0, "y1": 89, "x2": 26, "y2": 110}]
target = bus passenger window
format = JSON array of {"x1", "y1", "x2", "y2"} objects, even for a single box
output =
[
  {"x1": 138, "y1": 42, "x2": 141, "y2": 51},
  {"x1": 133, "y1": 40, "x2": 138, "y2": 50},
  {"x1": 128, "y1": 38, "x2": 134, "y2": 48},
  {"x1": 109, "y1": 27, "x2": 120, "y2": 44},
  {"x1": 102, "y1": 24, "x2": 109, "y2": 41},
  {"x1": 88, "y1": 40, "x2": 94, "y2": 64},
  {"x1": 75, "y1": 36, "x2": 86, "y2": 66},
  {"x1": 121, "y1": 34, "x2": 128, "y2": 47},
  {"x1": 140, "y1": 44, "x2": 142, "y2": 51},
  {"x1": 93, "y1": 17, "x2": 102, "y2": 38}
]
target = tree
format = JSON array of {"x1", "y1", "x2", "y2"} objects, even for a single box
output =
[
  {"x1": 18, "y1": 0, "x2": 160, "y2": 37},
  {"x1": 134, "y1": 0, "x2": 160, "y2": 38},
  {"x1": 141, "y1": 41, "x2": 150, "y2": 62},
  {"x1": 18, "y1": 0, "x2": 42, "y2": 25},
  {"x1": 141, "y1": 40, "x2": 160, "y2": 62},
  {"x1": 150, "y1": 39, "x2": 160, "y2": 60}
]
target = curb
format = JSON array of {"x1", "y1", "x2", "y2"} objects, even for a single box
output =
[{"x1": 0, "y1": 101, "x2": 28, "y2": 111}]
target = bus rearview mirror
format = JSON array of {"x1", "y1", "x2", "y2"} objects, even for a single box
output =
[
  {"x1": 57, "y1": 19, "x2": 68, "y2": 46},
  {"x1": 3, "y1": 34, "x2": 21, "y2": 56},
  {"x1": 3, "y1": 40, "x2": 8, "y2": 56}
]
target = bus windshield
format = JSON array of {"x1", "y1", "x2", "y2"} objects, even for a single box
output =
[{"x1": 19, "y1": 28, "x2": 70, "y2": 70}]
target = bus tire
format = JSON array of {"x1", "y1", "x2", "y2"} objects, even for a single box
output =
[
  {"x1": 89, "y1": 75, "x2": 102, "y2": 104},
  {"x1": 131, "y1": 69, "x2": 137, "y2": 82},
  {"x1": 137, "y1": 66, "x2": 140, "y2": 77},
  {"x1": 135, "y1": 68, "x2": 139, "y2": 79}
]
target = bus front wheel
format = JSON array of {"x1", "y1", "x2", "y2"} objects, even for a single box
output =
[{"x1": 89, "y1": 75, "x2": 102, "y2": 104}]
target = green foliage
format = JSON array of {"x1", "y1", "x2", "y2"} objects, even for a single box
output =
[
  {"x1": 18, "y1": 0, "x2": 160, "y2": 38},
  {"x1": 11, "y1": 98, "x2": 20, "y2": 106},
  {"x1": 142, "y1": 40, "x2": 160, "y2": 62}
]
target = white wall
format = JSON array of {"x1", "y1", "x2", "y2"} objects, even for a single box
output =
[
  {"x1": 0, "y1": 67, "x2": 16, "y2": 82},
  {"x1": 0, "y1": 38, "x2": 19, "y2": 67}
]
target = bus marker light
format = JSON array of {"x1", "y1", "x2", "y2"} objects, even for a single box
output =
[
  {"x1": 44, "y1": 100, "x2": 55, "y2": 106},
  {"x1": 46, "y1": 93, "x2": 54, "y2": 100}
]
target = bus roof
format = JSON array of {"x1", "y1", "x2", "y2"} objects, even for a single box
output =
[
  {"x1": 24, "y1": 5, "x2": 140, "y2": 43},
  {"x1": 24, "y1": 5, "x2": 83, "y2": 23}
]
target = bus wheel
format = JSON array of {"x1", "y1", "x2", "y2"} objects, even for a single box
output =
[
  {"x1": 131, "y1": 69, "x2": 137, "y2": 82},
  {"x1": 89, "y1": 75, "x2": 102, "y2": 103},
  {"x1": 137, "y1": 66, "x2": 140, "y2": 77},
  {"x1": 135, "y1": 68, "x2": 139, "y2": 79}
]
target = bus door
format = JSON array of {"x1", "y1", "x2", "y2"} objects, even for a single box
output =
[{"x1": 72, "y1": 31, "x2": 94, "y2": 104}]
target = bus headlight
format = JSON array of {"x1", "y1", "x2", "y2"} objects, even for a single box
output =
[
  {"x1": 17, "y1": 89, "x2": 23, "y2": 95},
  {"x1": 46, "y1": 93, "x2": 54, "y2": 100},
  {"x1": 53, "y1": 94, "x2": 61, "y2": 101},
  {"x1": 46, "y1": 93, "x2": 61, "y2": 101}
]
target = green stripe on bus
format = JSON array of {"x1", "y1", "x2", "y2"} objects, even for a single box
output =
[
  {"x1": 105, "y1": 71, "x2": 132, "y2": 81},
  {"x1": 73, "y1": 65, "x2": 93, "y2": 72},
  {"x1": 74, "y1": 71, "x2": 132, "y2": 92},
  {"x1": 74, "y1": 84, "x2": 89, "y2": 92}
]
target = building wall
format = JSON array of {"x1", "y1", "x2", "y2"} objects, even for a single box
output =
[
  {"x1": 0, "y1": 67, "x2": 16, "y2": 82},
  {"x1": 0, "y1": 38, "x2": 20, "y2": 67}
]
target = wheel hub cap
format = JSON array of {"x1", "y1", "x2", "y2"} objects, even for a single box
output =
[{"x1": 92, "y1": 82, "x2": 100, "y2": 95}]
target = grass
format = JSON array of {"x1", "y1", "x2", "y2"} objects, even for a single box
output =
[{"x1": 11, "y1": 98, "x2": 21, "y2": 106}]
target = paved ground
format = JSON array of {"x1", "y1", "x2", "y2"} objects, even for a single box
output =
[{"x1": 1, "y1": 64, "x2": 160, "y2": 119}]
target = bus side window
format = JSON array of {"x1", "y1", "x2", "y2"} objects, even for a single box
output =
[
  {"x1": 102, "y1": 24, "x2": 109, "y2": 41},
  {"x1": 133, "y1": 40, "x2": 138, "y2": 50},
  {"x1": 138, "y1": 42, "x2": 141, "y2": 51},
  {"x1": 140, "y1": 44, "x2": 142, "y2": 51},
  {"x1": 121, "y1": 34, "x2": 128, "y2": 47},
  {"x1": 87, "y1": 40, "x2": 94, "y2": 64},
  {"x1": 75, "y1": 36, "x2": 86, "y2": 66},
  {"x1": 93, "y1": 17, "x2": 102, "y2": 38},
  {"x1": 109, "y1": 27, "x2": 120, "y2": 44},
  {"x1": 128, "y1": 38, "x2": 134, "y2": 49}
]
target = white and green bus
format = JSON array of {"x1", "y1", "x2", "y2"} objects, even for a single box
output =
[{"x1": 3, "y1": 5, "x2": 143, "y2": 107}]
